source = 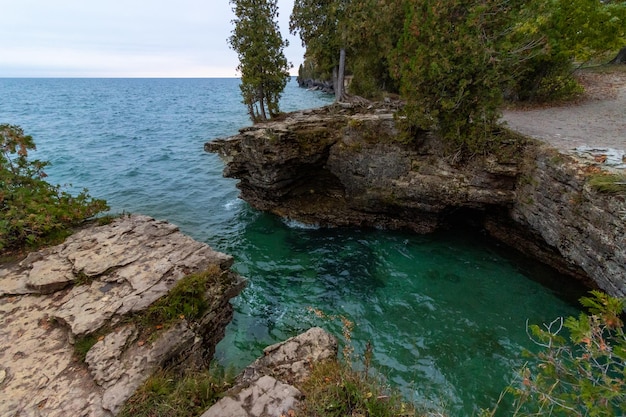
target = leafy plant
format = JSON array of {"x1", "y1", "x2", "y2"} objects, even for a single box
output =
[
  {"x1": 0, "y1": 124, "x2": 108, "y2": 253},
  {"x1": 484, "y1": 290, "x2": 626, "y2": 416},
  {"x1": 390, "y1": 0, "x2": 512, "y2": 154}
]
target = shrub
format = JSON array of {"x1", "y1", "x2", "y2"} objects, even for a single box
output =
[
  {"x1": 0, "y1": 124, "x2": 108, "y2": 253},
  {"x1": 484, "y1": 291, "x2": 626, "y2": 416}
]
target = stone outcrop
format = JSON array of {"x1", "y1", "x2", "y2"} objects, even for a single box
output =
[
  {"x1": 486, "y1": 145, "x2": 626, "y2": 296},
  {"x1": 0, "y1": 215, "x2": 245, "y2": 417},
  {"x1": 202, "y1": 327, "x2": 338, "y2": 417},
  {"x1": 205, "y1": 106, "x2": 626, "y2": 297},
  {"x1": 206, "y1": 107, "x2": 523, "y2": 233}
]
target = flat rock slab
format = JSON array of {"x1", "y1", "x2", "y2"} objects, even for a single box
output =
[{"x1": 0, "y1": 214, "x2": 243, "y2": 417}]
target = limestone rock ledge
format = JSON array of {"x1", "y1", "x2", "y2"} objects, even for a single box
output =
[
  {"x1": 486, "y1": 146, "x2": 626, "y2": 297},
  {"x1": 0, "y1": 214, "x2": 245, "y2": 417},
  {"x1": 206, "y1": 107, "x2": 522, "y2": 233},
  {"x1": 206, "y1": 106, "x2": 625, "y2": 297}
]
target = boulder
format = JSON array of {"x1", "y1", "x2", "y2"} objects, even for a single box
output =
[{"x1": 0, "y1": 214, "x2": 245, "y2": 417}]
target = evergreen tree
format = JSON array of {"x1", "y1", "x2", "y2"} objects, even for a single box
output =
[
  {"x1": 290, "y1": 0, "x2": 351, "y2": 100},
  {"x1": 228, "y1": 0, "x2": 291, "y2": 122},
  {"x1": 391, "y1": 0, "x2": 511, "y2": 152}
]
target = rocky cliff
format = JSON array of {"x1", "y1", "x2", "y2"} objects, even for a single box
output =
[
  {"x1": 0, "y1": 215, "x2": 245, "y2": 417},
  {"x1": 206, "y1": 105, "x2": 626, "y2": 298}
]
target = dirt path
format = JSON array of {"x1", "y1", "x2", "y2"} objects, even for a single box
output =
[{"x1": 503, "y1": 69, "x2": 626, "y2": 156}]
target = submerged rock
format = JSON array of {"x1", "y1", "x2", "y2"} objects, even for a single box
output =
[{"x1": 0, "y1": 214, "x2": 245, "y2": 417}]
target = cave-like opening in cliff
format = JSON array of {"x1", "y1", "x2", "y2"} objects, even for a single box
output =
[
  {"x1": 437, "y1": 205, "x2": 591, "y2": 304},
  {"x1": 439, "y1": 206, "x2": 489, "y2": 233}
]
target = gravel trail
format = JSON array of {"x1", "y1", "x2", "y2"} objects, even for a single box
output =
[{"x1": 503, "y1": 69, "x2": 626, "y2": 154}]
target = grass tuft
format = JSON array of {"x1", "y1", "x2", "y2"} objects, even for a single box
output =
[
  {"x1": 118, "y1": 365, "x2": 235, "y2": 417},
  {"x1": 295, "y1": 356, "x2": 418, "y2": 417},
  {"x1": 587, "y1": 172, "x2": 626, "y2": 194},
  {"x1": 140, "y1": 265, "x2": 222, "y2": 329}
]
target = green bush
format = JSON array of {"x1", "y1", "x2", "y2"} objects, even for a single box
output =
[
  {"x1": 484, "y1": 291, "x2": 626, "y2": 416},
  {"x1": 0, "y1": 124, "x2": 108, "y2": 253}
]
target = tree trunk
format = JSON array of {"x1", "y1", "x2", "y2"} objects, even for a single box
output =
[
  {"x1": 609, "y1": 46, "x2": 626, "y2": 64},
  {"x1": 258, "y1": 90, "x2": 267, "y2": 121},
  {"x1": 336, "y1": 48, "x2": 346, "y2": 102}
]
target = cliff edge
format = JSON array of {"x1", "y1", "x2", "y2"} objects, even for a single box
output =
[
  {"x1": 206, "y1": 99, "x2": 625, "y2": 298},
  {"x1": 0, "y1": 214, "x2": 245, "y2": 417}
]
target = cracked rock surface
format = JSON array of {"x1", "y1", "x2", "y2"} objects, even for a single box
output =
[{"x1": 0, "y1": 214, "x2": 245, "y2": 417}]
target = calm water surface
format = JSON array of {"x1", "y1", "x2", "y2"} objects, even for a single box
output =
[{"x1": 0, "y1": 78, "x2": 587, "y2": 416}]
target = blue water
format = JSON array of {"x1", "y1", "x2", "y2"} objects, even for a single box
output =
[{"x1": 0, "y1": 78, "x2": 586, "y2": 416}]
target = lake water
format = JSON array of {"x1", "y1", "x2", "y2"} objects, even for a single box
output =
[{"x1": 0, "y1": 78, "x2": 587, "y2": 416}]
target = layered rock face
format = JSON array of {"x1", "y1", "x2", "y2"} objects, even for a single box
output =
[
  {"x1": 490, "y1": 146, "x2": 626, "y2": 296},
  {"x1": 0, "y1": 215, "x2": 245, "y2": 417},
  {"x1": 206, "y1": 106, "x2": 625, "y2": 297},
  {"x1": 206, "y1": 107, "x2": 522, "y2": 233},
  {"x1": 202, "y1": 327, "x2": 337, "y2": 417}
]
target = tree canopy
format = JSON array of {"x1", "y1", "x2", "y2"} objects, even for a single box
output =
[
  {"x1": 289, "y1": 0, "x2": 626, "y2": 149},
  {"x1": 228, "y1": 0, "x2": 291, "y2": 122}
]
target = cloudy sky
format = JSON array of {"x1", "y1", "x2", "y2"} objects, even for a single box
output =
[{"x1": 0, "y1": 0, "x2": 304, "y2": 77}]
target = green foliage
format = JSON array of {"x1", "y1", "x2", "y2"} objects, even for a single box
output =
[
  {"x1": 341, "y1": 0, "x2": 404, "y2": 98},
  {"x1": 141, "y1": 266, "x2": 222, "y2": 328},
  {"x1": 228, "y1": 0, "x2": 291, "y2": 122},
  {"x1": 73, "y1": 333, "x2": 100, "y2": 362},
  {"x1": 485, "y1": 291, "x2": 626, "y2": 416},
  {"x1": 118, "y1": 365, "x2": 235, "y2": 417},
  {"x1": 290, "y1": 0, "x2": 344, "y2": 81},
  {"x1": 0, "y1": 124, "x2": 108, "y2": 253},
  {"x1": 507, "y1": 0, "x2": 626, "y2": 101},
  {"x1": 301, "y1": 309, "x2": 420, "y2": 416},
  {"x1": 391, "y1": 0, "x2": 511, "y2": 153},
  {"x1": 291, "y1": 0, "x2": 403, "y2": 98}
]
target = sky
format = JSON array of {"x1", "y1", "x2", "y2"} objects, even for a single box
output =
[{"x1": 0, "y1": 0, "x2": 305, "y2": 78}]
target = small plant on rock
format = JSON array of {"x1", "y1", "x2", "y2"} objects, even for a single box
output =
[
  {"x1": 299, "y1": 308, "x2": 419, "y2": 416},
  {"x1": 119, "y1": 365, "x2": 235, "y2": 417},
  {"x1": 587, "y1": 172, "x2": 626, "y2": 194}
]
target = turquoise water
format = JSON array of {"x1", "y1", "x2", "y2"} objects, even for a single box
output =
[{"x1": 1, "y1": 78, "x2": 586, "y2": 416}]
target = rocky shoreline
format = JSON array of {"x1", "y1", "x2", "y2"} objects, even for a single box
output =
[
  {"x1": 0, "y1": 214, "x2": 346, "y2": 417},
  {"x1": 0, "y1": 215, "x2": 245, "y2": 416},
  {"x1": 206, "y1": 105, "x2": 625, "y2": 298}
]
